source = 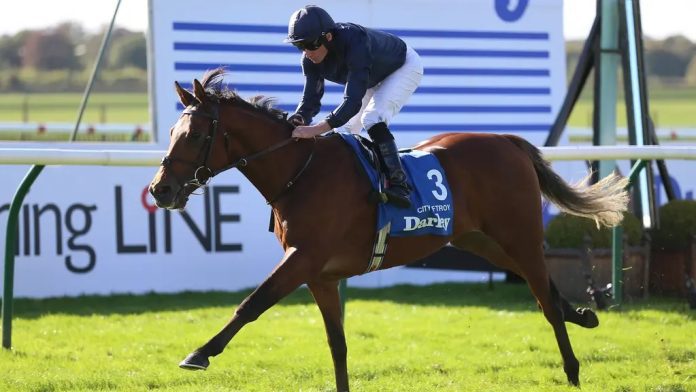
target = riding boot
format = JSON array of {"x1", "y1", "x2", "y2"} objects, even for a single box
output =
[{"x1": 367, "y1": 122, "x2": 411, "y2": 209}]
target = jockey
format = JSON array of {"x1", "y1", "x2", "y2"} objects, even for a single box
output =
[{"x1": 285, "y1": 5, "x2": 423, "y2": 209}]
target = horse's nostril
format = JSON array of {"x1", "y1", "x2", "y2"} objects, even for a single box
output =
[{"x1": 153, "y1": 184, "x2": 171, "y2": 197}]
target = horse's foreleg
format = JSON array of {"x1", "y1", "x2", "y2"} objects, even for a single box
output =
[
  {"x1": 180, "y1": 247, "x2": 312, "y2": 370},
  {"x1": 308, "y1": 281, "x2": 349, "y2": 392}
]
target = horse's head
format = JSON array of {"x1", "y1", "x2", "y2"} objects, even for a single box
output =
[
  {"x1": 150, "y1": 68, "x2": 297, "y2": 210},
  {"x1": 149, "y1": 72, "x2": 230, "y2": 210}
]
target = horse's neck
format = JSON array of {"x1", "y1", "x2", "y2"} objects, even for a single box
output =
[{"x1": 230, "y1": 111, "x2": 308, "y2": 203}]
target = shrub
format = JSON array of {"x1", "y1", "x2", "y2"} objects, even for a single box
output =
[
  {"x1": 651, "y1": 200, "x2": 696, "y2": 251},
  {"x1": 545, "y1": 213, "x2": 643, "y2": 249}
]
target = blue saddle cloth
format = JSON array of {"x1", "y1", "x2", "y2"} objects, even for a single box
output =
[{"x1": 337, "y1": 132, "x2": 454, "y2": 237}]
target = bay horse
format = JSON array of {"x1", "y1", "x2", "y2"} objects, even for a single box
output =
[{"x1": 149, "y1": 68, "x2": 628, "y2": 390}]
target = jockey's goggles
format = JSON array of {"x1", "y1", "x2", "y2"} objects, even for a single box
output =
[{"x1": 292, "y1": 37, "x2": 323, "y2": 51}]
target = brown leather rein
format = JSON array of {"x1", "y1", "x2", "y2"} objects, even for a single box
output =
[{"x1": 160, "y1": 105, "x2": 315, "y2": 204}]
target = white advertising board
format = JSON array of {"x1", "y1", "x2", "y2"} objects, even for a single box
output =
[{"x1": 1, "y1": 0, "x2": 566, "y2": 298}]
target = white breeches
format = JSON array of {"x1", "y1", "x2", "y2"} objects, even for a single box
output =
[{"x1": 340, "y1": 45, "x2": 423, "y2": 134}]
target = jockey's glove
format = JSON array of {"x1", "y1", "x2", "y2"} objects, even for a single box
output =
[{"x1": 288, "y1": 113, "x2": 306, "y2": 126}]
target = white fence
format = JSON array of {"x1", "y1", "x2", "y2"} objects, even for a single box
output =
[
  {"x1": 0, "y1": 122, "x2": 150, "y2": 134},
  {"x1": 2, "y1": 145, "x2": 696, "y2": 166}
]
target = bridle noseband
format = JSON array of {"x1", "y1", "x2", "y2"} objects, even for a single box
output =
[{"x1": 160, "y1": 104, "x2": 315, "y2": 204}]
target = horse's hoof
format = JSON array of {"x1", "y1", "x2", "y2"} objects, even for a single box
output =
[
  {"x1": 578, "y1": 307, "x2": 599, "y2": 328},
  {"x1": 568, "y1": 375, "x2": 580, "y2": 387},
  {"x1": 564, "y1": 361, "x2": 580, "y2": 387},
  {"x1": 179, "y1": 351, "x2": 209, "y2": 370}
]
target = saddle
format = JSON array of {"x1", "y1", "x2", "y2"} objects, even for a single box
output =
[{"x1": 336, "y1": 132, "x2": 455, "y2": 272}]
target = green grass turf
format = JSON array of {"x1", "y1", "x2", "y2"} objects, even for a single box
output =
[
  {"x1": 0, "y1": 283, "x2": 694, "y2": 391},
  {"x1": 0, "y1": 93, "x2": 149, "y2": 124},
  {"x1": 569, "y1": 99, "x2": 696, "y2": 128}
]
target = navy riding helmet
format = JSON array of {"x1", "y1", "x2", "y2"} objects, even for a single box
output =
[{"x1": 284, "y1": 5, "x2": 335, "y2": 50}]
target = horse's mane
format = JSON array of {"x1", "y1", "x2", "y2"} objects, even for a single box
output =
[{"x1": 199, "y1": 67, "x2": 288, "y2": 123}]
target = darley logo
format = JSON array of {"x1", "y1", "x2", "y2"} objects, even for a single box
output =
[{"x1": 403, "y1": 213, "x2": 451, "y2": 232}]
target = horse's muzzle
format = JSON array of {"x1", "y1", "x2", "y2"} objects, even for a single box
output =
[{"x1": 149, "y1": 181, "x2": 186, "y2": 210}]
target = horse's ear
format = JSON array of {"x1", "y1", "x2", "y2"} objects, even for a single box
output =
[
  {"x1": 193, "y1": 79, "x2": 207, "y2": 103},
  {"x1": 174, "y1": 81, "x2": 197, "y2": 107}
]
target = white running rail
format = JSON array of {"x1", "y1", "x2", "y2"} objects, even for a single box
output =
[
  {"x1": 1, "y1": 145, "x2": 696, "y2": 166},
  {"x1": 0, "y1": 148, "x2": 163, "y2": 166}
]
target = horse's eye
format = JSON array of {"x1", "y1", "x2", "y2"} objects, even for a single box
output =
[{"x1": 189, "y1": 131, "x2": 202, "y2": 140}]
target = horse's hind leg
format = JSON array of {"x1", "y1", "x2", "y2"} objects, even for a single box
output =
[
  {"x1": 308, "y1": 281, "x2": 349, "y2": 392},
  {"x1": 554, "y1": 280, "x2": 599, "y2": 328},
  {"x1": 451, "y1": 232, "x2": 582, "y2": 386},
  {"x1": 523, "y1": 254, "x2": 582, "y2": 386}
]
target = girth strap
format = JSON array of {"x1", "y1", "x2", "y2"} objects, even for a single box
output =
[{"x1": 366, "y1": 222, "x2": 391, "y2": 273}]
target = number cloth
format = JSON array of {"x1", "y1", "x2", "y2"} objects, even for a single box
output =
[{"x1": 338, "y1": 132, "x2": 454, "y2": 236}]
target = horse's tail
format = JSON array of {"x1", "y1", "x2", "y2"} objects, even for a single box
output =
[{"x1": 504, "y1": 135, "x2": 629, "y2": 228}]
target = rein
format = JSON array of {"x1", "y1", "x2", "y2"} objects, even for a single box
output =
[
  {"x1": 213, "y1": 135, "x2": 316, "y2": 205},
  {"x1": 160, "y1": 104, "x2": 315, "y2": 204},
  {"x1": 265, "y1": 139, "x2": 315, "y2": 205}
]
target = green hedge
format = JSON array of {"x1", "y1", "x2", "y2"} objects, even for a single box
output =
[
  {"x1": 651, "y1": 200, "x2": 696, "y2": 251},
  {"x1": 545, "y1": 213, "x2": 643, "y2": 249}
]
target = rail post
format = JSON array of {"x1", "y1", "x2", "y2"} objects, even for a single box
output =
[
  {"x1": 22, "y1": 96, "x2": 29, "y2": 123},
  {"x1": 612, "y1": 159, "x2": 647, "y2": 307},
  {"x1": 2, "y1": 165, "x2": 44, "y2": 349}
]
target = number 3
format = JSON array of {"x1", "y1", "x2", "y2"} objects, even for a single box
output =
[{"x1": 427, "y1": 169, "x2": 447, "y2": 201}]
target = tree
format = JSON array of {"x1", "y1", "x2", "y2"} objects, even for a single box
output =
[
  {"x1": 645, "y1": 49, "x2": 690, "y2": 78},
  {"x1": 644, "y1": 35, "x2": 694, "y2": 79},
  {"x1": 81, "y1": 28, "x2": 140, "y2": 70},
  {"x1": 109, "y1": 33, "x2": 147, "y2": 70},
  {"x1": 0, "y1": 34, "x2": 23, "y2": 69},
  {"x1": 661, "y1": 35, "x2": 694, "y2": 55},
  {"x1": 686, "y1": 57, "x2": 696, "y2": 86},
  {"x1": 22, "y1": 29, "x2": 80, "y2": 70}
]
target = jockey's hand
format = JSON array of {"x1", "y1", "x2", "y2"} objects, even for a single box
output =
[
  {"x1": 292, "y1": 121, "x2": 332, "y2": 139},
  {"x1": 288, "y1": 113, "x2": 306, "y2": 126}
]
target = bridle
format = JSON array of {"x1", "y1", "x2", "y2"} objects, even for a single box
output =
[
  {"x1": 160, "y1": 103, "x2": 315, "y2": 204},
  {"x1": 160, "y1": 105, "x2": 225, "y2": 189}
]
